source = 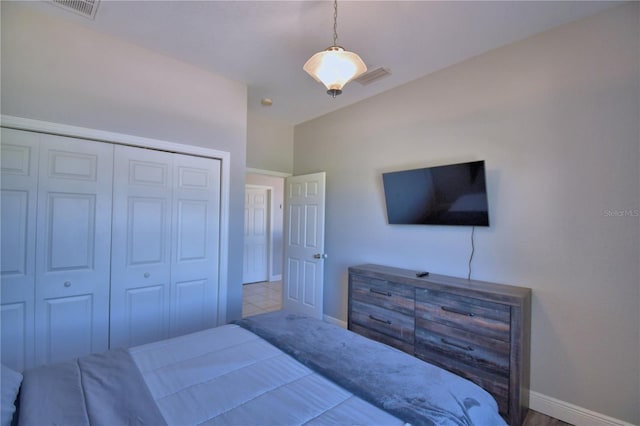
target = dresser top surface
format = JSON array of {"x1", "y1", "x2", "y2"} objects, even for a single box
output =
[{"x1": 349, "y1": 263, "x2": 531, "y2": 303}]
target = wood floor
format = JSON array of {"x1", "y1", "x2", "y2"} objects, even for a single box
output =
[
  {"x1": 524, "y1": 410, "x2": 572, "y2": 426},
  {"x1": 243, "y1": 283, "x2": 572, "y2": 426}
]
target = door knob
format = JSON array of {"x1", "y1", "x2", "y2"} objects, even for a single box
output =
[
  {"x1": 313, "y1": 253, "x2": 328, "y2": 259},
  {"x1": 64, "y1": 281, "x2": 71, "y2": 287},
  {"x1": 144, "y1": 272, "x2": 150, "y2": 278}
]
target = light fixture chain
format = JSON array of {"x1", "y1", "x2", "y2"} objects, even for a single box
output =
[{"x1": 333, "y1": 0, "x2": 338, "y2": 46}]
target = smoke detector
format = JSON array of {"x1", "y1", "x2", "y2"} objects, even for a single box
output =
[{"x1": 50, "y1": 0, "x2": 100, "y2": 19}]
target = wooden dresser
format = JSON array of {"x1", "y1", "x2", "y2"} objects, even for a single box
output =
[{"x1": 348, "y1": 263, "x2": 531, "y2": 426}]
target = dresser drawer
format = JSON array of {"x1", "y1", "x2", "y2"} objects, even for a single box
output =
[
  {"x1": 350, "y1": 323, "x2": 414, "y2": 354},
  {"x1": 350, "y1": 300, "x2": 415, "y2": 344},
  {"x1": 351, "y1": 275, "x2": 414, "y2": 316},
  {"x1": 415, "y1": 345, "x2": 510, "y2": 416},
  {"x1": 415, "y1": 319, "x2": 510, "y2": 377},
  {"x1": 416, "y1": 288, "x2": 510, "y2": 342}
]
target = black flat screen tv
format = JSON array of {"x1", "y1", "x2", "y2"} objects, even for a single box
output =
[{"x1": 382, "y1": 160, "x2": 489, "y2": 226}]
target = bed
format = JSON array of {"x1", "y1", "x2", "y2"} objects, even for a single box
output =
[{"x1": 5, "y1": 311, "x2": 506, "y2": 426}]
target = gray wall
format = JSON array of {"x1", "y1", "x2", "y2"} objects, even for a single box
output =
[
  {"x1": 247, "y1": 111, "x2": 294, "y2": 174},
  {"x1": 294, "y1": 4, "x2": 639, "y2": 423},
  {"x1": 1, "y1": 2, "x2": 248, "y2": 321}
]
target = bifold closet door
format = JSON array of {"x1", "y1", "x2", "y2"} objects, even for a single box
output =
[
  {"x1": 110, "y1": 145, "x2": 221, "y2": 348},
  {"x1": 34, "y1": 134, "x2": 114, "y2": 366},
  {"x1": 170, "y1": 152, "x2": 221, "y2": 338},
  {"x1": 110, "y1": 146, "x2": 173, "y2": 348},
  {"x1": 1, "y1": 129, "x2": 39, "y2": 371},
  {"x1": 1, "y1": 129, "x2": 113, "y2": 369}
]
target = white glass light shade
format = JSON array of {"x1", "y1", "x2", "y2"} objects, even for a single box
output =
[{"x1": 303, "y1": 46, "x2": 367, "y2": 96}]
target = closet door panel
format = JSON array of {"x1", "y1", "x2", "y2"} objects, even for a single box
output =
[
  {"x1": 110, "y1": 145, "x2": 172, "y2": 348},
  {"x1": 34, "y1": 135, "x2": 113, "y2": 366},
  {"x1": 128, "y1": 197, "x2": 168, "y2": 265},
  {"x1": 124, "y1": 285, "x2": 167, "y2": 345},
  {"x1": 173, "y1": 279, "x2": 207, "y2": 336},
  {"x1": 2, "y1": 191, "x2": 31, "y2": 276},
  {"x1": 170, "y1": 154, "x2": 221, "y2": 336},
  {"x1": 46, "y1": 193, "x2": 96, "y2": 270},
  {"x1": 1, "y1": 303, "x2": 28, "y2": 371},
  {"x1": 42, "y1": 294, "x2": 94, "y2": 364},
  {"x1": 1, "y1": 128, "x2": 39, "y2": 370}
]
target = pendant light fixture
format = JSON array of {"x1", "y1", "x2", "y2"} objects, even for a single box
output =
[{"x1": 303, "y1": 0, "x2": 367, "y2": 98}]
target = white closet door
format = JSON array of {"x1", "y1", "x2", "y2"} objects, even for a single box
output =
[
  {"x1": 34, "y1": 135, "x2": 113, "y2": 366},
  {"x1": 110, "y1": 145, "x2": 173, "y2": 348},
  {"x1": 170, "y1": 153, "x2": 221, "y2": 337},
  {"x1": 1, "y1": 129, "x2": 39, "y2": 371},
  {"x1": 111, "y1": 146, "x2": 221, "y2": 346}
]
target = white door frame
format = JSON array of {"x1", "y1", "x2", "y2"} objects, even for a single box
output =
[
  {"x1": 243, "y1": 184, "x2": 273, "y2": 283},
  {"x1": 0, "y1": 115, "x2": 231, "y2": 325}
]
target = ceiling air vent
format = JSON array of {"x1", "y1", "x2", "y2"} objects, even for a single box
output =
[
  {"x1": 50, "y1": 0, "x2": 100, "y2": 19},
  {"x1": 354, "y1": 67, "x2": 392, "y2": 86}
]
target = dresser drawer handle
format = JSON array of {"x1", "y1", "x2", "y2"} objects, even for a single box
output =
[
  {"x1": 369, "y1": 314, "x2": 392, "y2": 325},
  {"x1": 441, "y1": 306, "x2": 475, "y2": 317},
  {"x1": 370, "y1": 288, "x2": 392, "y2": 297},
  {"x1": 441, "y1": 338, "x2": 474, "y2": 352}
]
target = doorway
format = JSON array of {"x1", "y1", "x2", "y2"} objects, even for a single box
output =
[{"x1": 242, "y1": 172, "x2": 286, "y2": 317}]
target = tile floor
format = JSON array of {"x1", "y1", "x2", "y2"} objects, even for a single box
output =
[{"x1": 242, "y1": 280, "x2": 282, "y2": 317}]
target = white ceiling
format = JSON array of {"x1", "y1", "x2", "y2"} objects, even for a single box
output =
[{"x1": 27, "y1": 0, "x2": 622, "y2": 125}]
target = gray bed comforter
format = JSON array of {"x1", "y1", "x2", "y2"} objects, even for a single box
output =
[
  {"x1": 18, "y1": 348, "x2": 166, "y2": 426},
  {"x1": 236, "y1": 312, "x2": 507, "y2": 426},
  {"x1": 17, "y1": 311, "x2": 506, "y2": 426}
]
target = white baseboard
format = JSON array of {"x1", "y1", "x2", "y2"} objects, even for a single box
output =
[
  {"x1": 269, "y1": 274, "x2": 282, "y2": 282},
  {"x1": 530, "y1": 391, "x2": 636, "y2": 426}
]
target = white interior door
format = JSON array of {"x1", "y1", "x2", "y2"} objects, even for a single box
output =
[
  {"x1": 243, "y1": 186, "x2": 269, "y2": 284},
  {"x1": 34, "y1": 134, "x2": 113, "y2": 366},
  {"x1": 170, "y1": 152, "x2": 221, "y2": 337},
  {"x1": 110, "y1": 145, "x2": 173, "y2": 348},
  {"x1": 1, "y1": 129, "x2": 39, "y2": 371},
  {"x1": 283, "y1": 172, "x2": 326, "y2": 319}
]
